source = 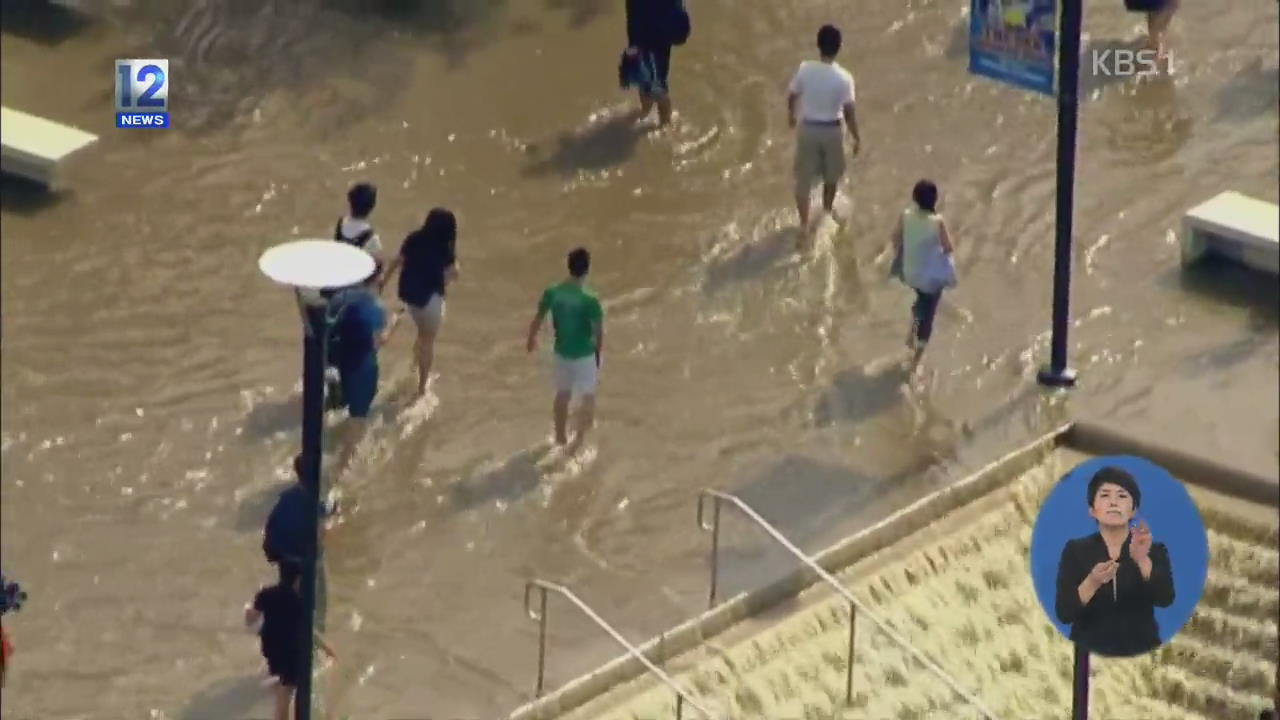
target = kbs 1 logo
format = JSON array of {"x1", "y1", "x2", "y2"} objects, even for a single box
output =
[
  {"x1": 114, "y1": 59, "x2": 169, "y2": 129},
  {"x1": 1090, "y1": 48, "x2": 1175, "y2": 78}
]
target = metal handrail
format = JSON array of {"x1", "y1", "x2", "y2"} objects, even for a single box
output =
[
  {"x1": 523, "y1": 579, "x2": 723, "y2": 720},
  {"x1": 696, "y1": 489, "x2": 999, "y2": 720}
]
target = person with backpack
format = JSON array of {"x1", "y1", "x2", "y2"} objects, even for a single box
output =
[
  {"x1": 623, "y1": 0, "x2": 691, "y2": 127},
  {"x1": 890, "y1": 180, "x2": 957, "y2": 373},
  {"x1": 296, "y1": 182, "x2": 382, "y2": 409},
  {"x1": 334, "y1": 182, "x2": 383, "y2": 258}
]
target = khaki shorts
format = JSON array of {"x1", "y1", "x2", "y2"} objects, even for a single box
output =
[
  {"x1": 793, "y1": 122, "x2": 846, "y2": 196},
  {"x1": 406, "y1": 293, "x2": 444, "y2": 334},
  {"x1": 554, "y1": 355, "x2": 599, "y2": 396}
]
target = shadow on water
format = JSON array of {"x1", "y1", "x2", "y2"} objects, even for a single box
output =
[
  {"x1": 703, "y1": 227, "x2": 801, "y2": 295},
  {"x1": 522, "y1": 109, "x2": 649, "y2": 177},
  {"x1": 1095, "y1": 71, "x2": 1191, "y2": 164},
  {"x1": 711, "y1": 454, "x2": 944, "y2": 602},
  {"x1": 1214, "y1": 59, "x2": 1280, "y2": 123},
  {"x1": 241, "y1": 395, "x2": 303, "y2": 442},
  {"x1": 178, "y1": 674, "x2": 264, "y2": 720},
  {"x1": 0, "y1": 174, "x2": 67, "y2": 215},
  {"x1": 447, "y1": 445, "x2": 552, "y2": 511},
  {"x1": 812, "y1": 361, "x2": 911, "y2": 428},
  {"x1": 1164, "y1": 258, "x2": 1280, "y2": 328},
  {"x1": 0, "y1": 0, "x2": 92, "y2": 45},
  {"x1": 233, "y1": 480, "x2": 292, "y2": 532},
  {"x1": 324, "y1": 0, "x2": 510, "y2": 68},
  {"x1": 543, "y1": 0, "x2": 610, "y2": 29}
]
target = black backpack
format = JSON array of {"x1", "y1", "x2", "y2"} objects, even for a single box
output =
[
  {"x1": 668, "y1": 0, "x2": 691, "y2": 46},
  {"x1": 320, "y1": 218, "x2": 375, "y2": 300},
  {"x1": 333, "y1": 217, "x2": 375, "y2": 248}
]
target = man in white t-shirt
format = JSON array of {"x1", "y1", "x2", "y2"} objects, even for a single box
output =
[{"x1": 787, "y1": 24, "x2": 861, "y2": 239}]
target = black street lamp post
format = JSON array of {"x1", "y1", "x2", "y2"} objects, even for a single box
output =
[
  {"x1": 259, "y1": 240, "x2": 374, "y2": 720},
  {"x1": 1038, "y1": 0, "x2": 1084, "y2": 388}
]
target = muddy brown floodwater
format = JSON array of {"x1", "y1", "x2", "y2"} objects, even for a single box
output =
[{"x1": 1, "y1": 0, "x2": 1276, "y2": 718}]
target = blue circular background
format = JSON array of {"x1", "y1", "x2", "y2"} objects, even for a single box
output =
[{"x1": 1029, "y1": 455, "x2": 1210, "y2": 648}]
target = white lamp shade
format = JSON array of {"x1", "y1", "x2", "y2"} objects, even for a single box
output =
[{"x1": 258, "y1": 240, "x2": 376, "y2": 289}]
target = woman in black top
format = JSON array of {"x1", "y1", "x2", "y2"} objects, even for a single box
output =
[
  {"x1": 1054, "y1": 466, "x2": 1175, "y2": 657},
  {"x1": 625, "y1": 0, "x2": 687, "y2": 127},
  {"x1": 383, "y1": 208, "x2": 458, "y2": 398}
]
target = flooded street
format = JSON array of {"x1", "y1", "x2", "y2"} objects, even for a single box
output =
[{"x1": 1, "y1": 0, "x2": 1276, "y2": 717}]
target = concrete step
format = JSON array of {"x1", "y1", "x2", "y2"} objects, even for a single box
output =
[
  {"x1": 1199, "y1": 569, "x2": 1279, "y2": 626},
  {"x1": 1159, "y1": 637, "x2": 1276, "y2": 698},
  {"x1": 1182, "y1": 604, "x2": 1278, "y2": 663},
  {"x1": 546, "y1": 459, "x2": 1277, "y2": 720},
  {"x1": 1155, "y1": 663, "x2": 1275, "y2": 719},
  {"x1": 1205, "y1": 529, "x2": 1279, "y2": 589}
]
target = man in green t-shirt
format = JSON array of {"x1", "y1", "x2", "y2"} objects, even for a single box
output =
[{"x1": 526, "y1": 247, "x2": 604, "y2": 452}]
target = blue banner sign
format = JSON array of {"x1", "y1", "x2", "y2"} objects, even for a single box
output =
[{"x1": 969, "y1": 0, "x2": 1059, "y2": 96}]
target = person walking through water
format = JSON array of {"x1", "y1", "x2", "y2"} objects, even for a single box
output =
[
  {"x1": 334, "y1": 182, "x2": 383, "y2": 259},
  {"x1": 892, "y1": 180, "x2": 956, "y2": 372},
  {"x1": 382, "y1": 208, "x2": 458, "y2": 398},
  {"x1": 787, "y1": 24, "x2": 861, "y2": 243},
  {"x1": 243, "y1": 562, "x2": 337, "y2": 720},
  {"x1": 330, "y1": 262, "x2": 401, "y2": 476},
  {"x1": 526, "y1": 248, "x2": 604, "y2": 454},
  {"x1": 1124, "y1": 0, "x2": 1179, "y2": 68},
  {"x1": 624, "y1": 0, "x2": 690, "y2": 127}
]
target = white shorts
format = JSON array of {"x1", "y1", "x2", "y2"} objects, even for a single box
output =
[
  {"x1": 405, "y1": 294, "x2": 444, "y2": 334},
  {"x1": 554, "y1": 355, "x2": 599, "y2": 396}
]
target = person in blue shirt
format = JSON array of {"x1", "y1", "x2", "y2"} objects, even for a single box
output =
[
  {"x1": 262, "y1": 454, "x2": 338, "y2": 630},
  {"x1": 328, "y1": 262, "x2": 400, "y2": 475}
]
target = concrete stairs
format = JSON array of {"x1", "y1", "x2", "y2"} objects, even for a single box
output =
[{"x1": 555, "y1": 462, "x2": 1278, "y2": 720}]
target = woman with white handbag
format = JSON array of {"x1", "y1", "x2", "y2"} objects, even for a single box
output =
[{"x1": 890, "y1": 180, "x2": 957, "y2": 371}]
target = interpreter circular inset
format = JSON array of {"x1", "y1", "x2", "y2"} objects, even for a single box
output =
[{"x1": 1028, "y1": 455, "x2": 1209, "y2": 658}]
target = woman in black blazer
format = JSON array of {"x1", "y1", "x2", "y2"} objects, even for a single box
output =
[{"x1": 1054, "y1": 466, "x2": 1175, "y2": 657}]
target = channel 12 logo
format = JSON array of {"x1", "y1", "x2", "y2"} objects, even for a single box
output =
[{"x1": 115, "y1": 59, "x2": 169, "y2": 129}]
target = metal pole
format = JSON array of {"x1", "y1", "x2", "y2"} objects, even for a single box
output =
[
  {"x1": 1037, "y1": 0, "x2": 1082, "y2": 388},
  {"x1": 1071, "y1": 643, "x2": 1089, "y2": 720},
  {"x1": 676, "y1": 693, "x2": 685, "y2": 720},
  {"x1": 708, "y1": 502, "x2": 721, "y2": 608},
  {"x1": 536, "y1": 588, "x2": 548, "y2": 697},
  {"x1": 845, "y1": 602, "x2": 856, "y2": 705},
  {"x1": 295, "y1": 303, "x2": 328, "y2": 720}
]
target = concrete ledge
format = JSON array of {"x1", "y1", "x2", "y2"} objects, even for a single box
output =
[
  {"x1": 0, "y1": 106, "x2": 98, "y2": 189},
  {"x1": 1065, "y1": 420, "x2": 1279, "y2": 507},
  {"x1": 507, "y1": 425, "x2": 1069, "y2": 720},
  {"x1": 1181, "y1": 191, "x2": 1280, "y2": 275}
]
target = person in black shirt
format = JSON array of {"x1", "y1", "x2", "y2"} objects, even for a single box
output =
[
  {"x1": 383, "y1": 208, "x2": 458, "y2": 398},
  {"x1": 1054, "y1": 466, "x2": 1175, "y2": 657},
  {"x1": 244, "y1": 563, "x2": 336, "y2": 720},
  {"x1": 624, "y1": 0, "x2": 687, "y2": 127}
]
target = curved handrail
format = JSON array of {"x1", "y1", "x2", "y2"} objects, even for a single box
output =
[
  {"x1": 523, "y1": 579, "x2": 723, "y2": 719},
  {"x1": 696, "y1": 489, "x2": 999, "y2": 720}
]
